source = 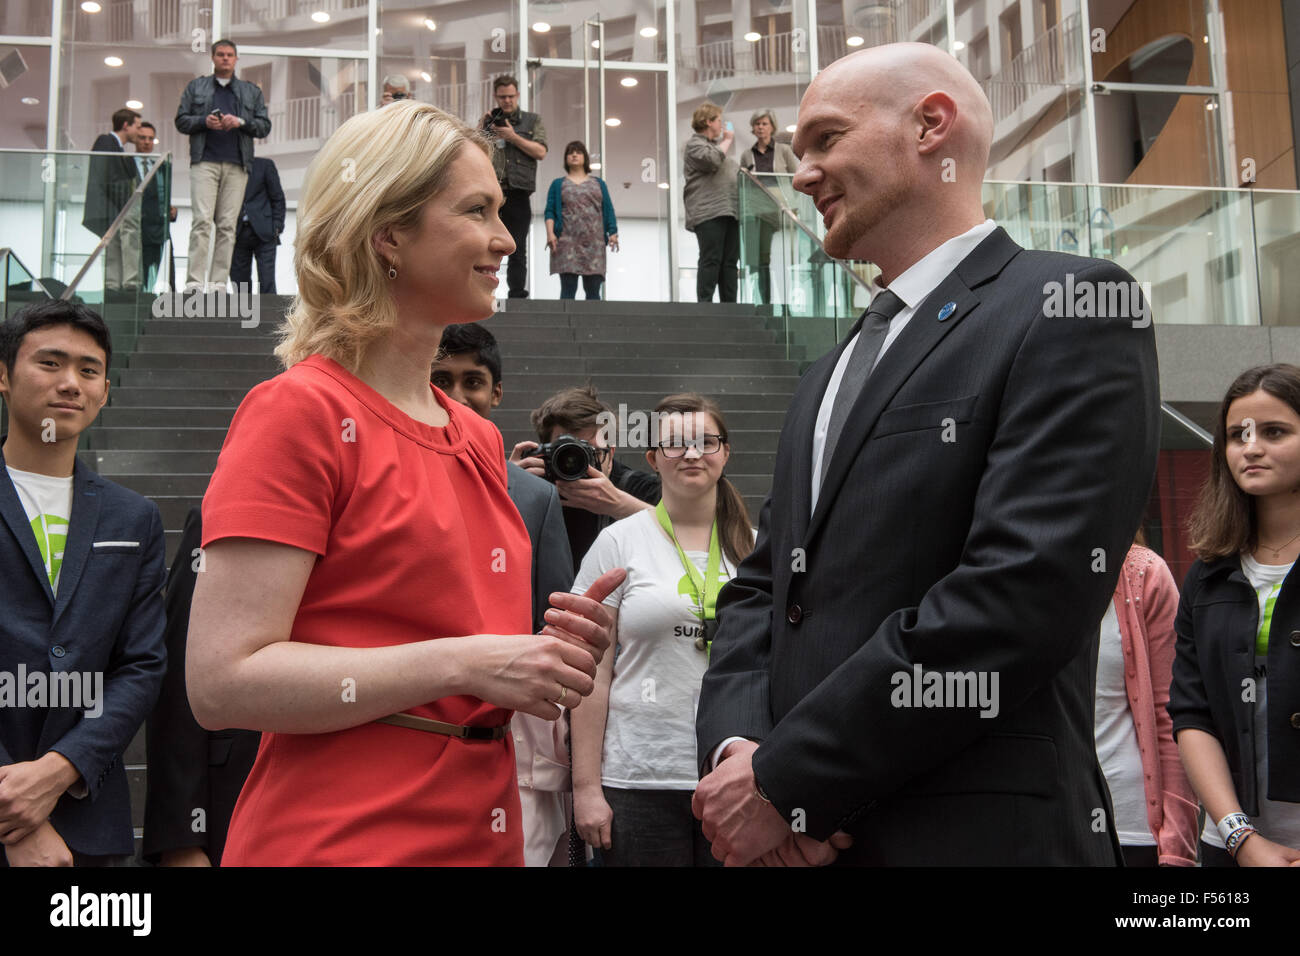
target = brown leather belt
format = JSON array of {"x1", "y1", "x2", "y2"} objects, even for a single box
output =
[{"x1": 377, "y1": 712, "x2": 508, "y2": 741}]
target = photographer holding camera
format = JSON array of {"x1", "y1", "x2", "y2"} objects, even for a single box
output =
[
  {"x1": 380, "y1": 74, "x2": 413, "y2": 106},
  {"x1": 482, "y1": 75, "x2": 547, "y2": 298},
  {"x1": 511, "y1": 385, "x2": 660, "y2": 572}
]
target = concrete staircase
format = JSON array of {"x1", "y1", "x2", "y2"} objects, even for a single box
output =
[{"x1": 86, "y1": 296, "x2": 807, "y2": 565}]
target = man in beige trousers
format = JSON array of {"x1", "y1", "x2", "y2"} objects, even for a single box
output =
[{"x1": 174, "y1": 40, "x2": 271, "y2": 292}]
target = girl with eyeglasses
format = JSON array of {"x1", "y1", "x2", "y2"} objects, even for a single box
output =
[
  {"x1": 1170, "y1": 363, "x2": 1300, "y2": 866},
  {"x1": 569, "y1": 393, "x2": 755, "y2": 865}
]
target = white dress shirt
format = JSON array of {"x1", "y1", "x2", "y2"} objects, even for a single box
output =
[
  {"x1": 809, "y1": 219, "x2": 997, "y2": 514},
  {"x1": 710, "y1": 218, "x2": 999, "y2": 771}
]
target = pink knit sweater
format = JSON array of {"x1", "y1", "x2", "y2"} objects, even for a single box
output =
[{"x1": 1110, "y1": 545, "x2": 1200, "y2": 866}]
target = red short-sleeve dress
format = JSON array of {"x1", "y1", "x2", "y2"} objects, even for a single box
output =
[{"x1": 201, "y1": 354, "x2": 533, "y2": 866}]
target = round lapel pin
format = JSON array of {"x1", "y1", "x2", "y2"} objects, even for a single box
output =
[{"x1": 937, "y1": 301, "x2": 957, "y2": 322}]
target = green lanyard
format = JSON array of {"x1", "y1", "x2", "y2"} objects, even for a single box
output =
[{"x1": 655, "y1": 501, "x2": 722, "y2": 627}]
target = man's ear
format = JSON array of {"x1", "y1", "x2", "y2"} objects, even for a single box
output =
[
  {"x1": 97, "y1": 377, "x2": 110, "y2": 411},
  {"x1": 490, "y1": 381, "x2": 503, "y2": 410},
  {"x1": 915, "y1": 90, "x2": 958, "y2": 156}
]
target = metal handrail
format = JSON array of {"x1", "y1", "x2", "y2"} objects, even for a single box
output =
[
  {"x1": 61, "y1": 151, "x2": 172, "y2": 300},
  {"x1": 739, "y1": 167, "x2": 874, "y2": 296},
  {"x1": 0, "y1": 248, "x2": 53, "y2": 299}
]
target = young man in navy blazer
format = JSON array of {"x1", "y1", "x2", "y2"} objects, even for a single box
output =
[{"x1": 0, "y1": 300, "x2": 167, "y2": 866}]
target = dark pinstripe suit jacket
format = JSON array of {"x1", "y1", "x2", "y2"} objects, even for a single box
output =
[{"x1": 696, "y1": 227, "x2": 1160, "y2": 865}]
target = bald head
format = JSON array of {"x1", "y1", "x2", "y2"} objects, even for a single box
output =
[
  {"x1": 808, "y1": 43, "x2": 993, "y2": 172},
  {"x1": 791, "y1": 43, "x2": 994, "y2": 277}
]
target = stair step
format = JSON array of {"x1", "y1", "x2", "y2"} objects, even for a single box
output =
[
  {"x1": 115, "y1": 368, "x2": 801, "y2": 392},
  {"x1": 128, "y1": 352, "x2": 283, "y2": 370},
  {"x1": 97, "y1": 406, "x2": 236, "y2": 428},
  {"x1": 84, "y1": 427, "x2": 232, "y2": 450},
  {"x1": 85, "y1": 472, "x2": 213, "y2": 496}
]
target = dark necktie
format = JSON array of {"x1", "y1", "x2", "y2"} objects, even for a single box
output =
[{"x1": 819, "y1": 289, "x2": 906, "y2": 484}]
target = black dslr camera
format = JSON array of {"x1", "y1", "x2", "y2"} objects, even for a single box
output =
[
  {"x1": 486, "y1": 107, "x2": 510, "y2": 128},
  {"x1": 537, "y1": 435, "x2": 600, "y2": 482},
  {"x1": 390, "y1": 91, "x2": 409, "y2": 101}
]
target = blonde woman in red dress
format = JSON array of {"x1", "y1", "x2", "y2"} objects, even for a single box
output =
[{"x1": 187, "y1": 101, "x2": 623, "y2": 866}]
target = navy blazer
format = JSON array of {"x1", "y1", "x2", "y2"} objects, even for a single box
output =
[
  {"x1": 506, "y1": 462, "x2": 574, "y2": 631},
  {"x1": 82, "y1": 132, "x2": 140, "y2": 238},
  {"x1": 238, "y1": 157, "x2": 286, "y2": 245},
  {"x1": 0, "y1": 450, "x2": 167, "y2": 858},
  {"x1": 696, "y1": 228, "x2": 1160, "y2": 865}
]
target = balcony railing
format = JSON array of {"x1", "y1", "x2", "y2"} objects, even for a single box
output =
[
  {"x1": 980, "y1": 13, "x2": 1083, "y2": 126},
  {"x1": 230, "y1": 0, "x2": 368, "y2": 26},
  {"x1": 261, "y1": 90, "x2": 361, "y2": 146},
  {"x1": 431, "y1": 79, "x2": 496, "y2": 124},
  {"x1": 678, "y1": 31, "x2": 799, "y2": 83}
]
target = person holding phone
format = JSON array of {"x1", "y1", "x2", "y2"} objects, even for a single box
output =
[{"x1": 684, "y1": 102, "x2": 740, "y2": 303}]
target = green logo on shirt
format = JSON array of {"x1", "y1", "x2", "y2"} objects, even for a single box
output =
[{"x1": 29, "y1": 514, "x2": 68, "y2": 589}]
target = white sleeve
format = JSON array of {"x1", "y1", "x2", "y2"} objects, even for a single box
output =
[{"x1": 570, "y1": 523, "x2": 628, "y2": 609}]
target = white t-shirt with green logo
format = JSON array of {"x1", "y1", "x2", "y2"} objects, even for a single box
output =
[
  {"x1": 7, "y1": 466, "x2": 73, "y2": 594},
  {"x1": 573, "y1": 508, "x2": 747, "y2": 790}
]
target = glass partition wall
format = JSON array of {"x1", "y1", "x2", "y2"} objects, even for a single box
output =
[{"x1": 2, "y1": 0, "x2": 1296, "y2": 301}]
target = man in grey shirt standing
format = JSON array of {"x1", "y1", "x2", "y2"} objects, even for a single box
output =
[
  {"x1": 482, "y1": 75, "x2": 548, "y2": 299},
  {"x1": 174, "y1": 39, "x2": 271, "y2": 292}
]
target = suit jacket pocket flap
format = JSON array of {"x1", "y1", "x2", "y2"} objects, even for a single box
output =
[
  {"x1": 900, "y1": 732, "x2": 1058, "y2": 798},
  {"x1": 873, "y1": 394, "x2": 978, "y2": 439}
]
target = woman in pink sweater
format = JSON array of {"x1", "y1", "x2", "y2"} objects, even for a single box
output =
[{"x1": 1094, "y1": 541, "x2": 1200, "y2": 866}]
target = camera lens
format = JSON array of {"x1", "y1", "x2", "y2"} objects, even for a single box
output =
[{"x1": 552, "y1": 443, "x2": 589, "y2": 482}]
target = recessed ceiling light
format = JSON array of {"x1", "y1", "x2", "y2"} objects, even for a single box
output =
[
  {"x1": 1203, "y1": 34, "x2": 1209, "y2": 43},
  {"x1": 81, "y1": 0, "x2": 101, "y2": 11},
  {"x1": 605, "y1": 117, "x2": 621, "y2": 126},
  {"x1": 952, "y1": 40, "x2": 966, "y2": 51},
  {"x1": 592, "y1": 39, "x2": 600, "y2": 48},
  {"x1": 423, "y1": 17, "x2": 436, "y2": 30},
  {"x1": 846, "y1": 35, "x2": 864, "y2": 47},
  {"x1": 590, "y1": 162, "x2": 602, "y2": 170},
  {"x1": 311, "y1": 10, "x2": 330, "y2": 22},
  {"x1": 419, "y1": 71, "x2": 431, "y2": 82},
  {"x1": 532, "y1": 22, "x2": 551, "y2": 33},
  {"x1": 744, "y1": 32, "x2": 761, "y2": 42},
  {"x1": 785, "y1": 124, "x2": 796, "y2": 133},
  {"x1": 1205, "y1": 101, "x2": 1217, "y2": 111},
  {"x1": 657, "y1": 181, "x2": 669, "y2": 189},
  {"x1": 126, "y1": 99, "x2": 143, "y2": 109},
  {"x1": 104, "y1": 55, "x2": 123, "y2": 67},
  {"x1": 21, "y1": 96, "x2": 39, "y2": 105},
  {"x1": 620, "y1": 76, "x2": 637, "y2": 87},
  {"x1": 640, "y1": 26, "x2": 658, "y2": 38}
]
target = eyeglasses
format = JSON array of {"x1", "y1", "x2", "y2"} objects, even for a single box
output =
[
  {"x1": 591, "y1": 446, "x2": 611, "y2": 465},
  {"x1": 656, "y1": 434, "x2": 723, "y2": 458}
]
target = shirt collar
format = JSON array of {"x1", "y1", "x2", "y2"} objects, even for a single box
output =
[
  {"x1": 215, "y1": 74, "x2": 233, "y2": 86},
  {"x1": 876, "y1": 219, "x2": 998, "y2": 309},
  {"x1": 112, "y1": 130, "x2": 127, "y2": 148}
]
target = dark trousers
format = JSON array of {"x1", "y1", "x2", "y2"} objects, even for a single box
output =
[
  {"x1": 695, "y1": 215, "x2": 739, "y2": 303},
  {"x1": 230, "y1": 221, "x2": 277, "y2": 294},
  {"x1": 500, "y1": 187, "x2": 533, "y2": 298},
  {"x1": 1200, "y1": 841, "x2": 1236, "y2": 867},
  {"x1": 599, "y1": 786, "x2": 721, "y2": 867},
  {"x1": 142, "y1": 240, "x2": 164, "y2": 290},
  {"x1": 1121, "y1": 844, "x2": 1159, "y2": 867},
  {"x1": 559, "y1": 273, "x2": 603, "y2": 300},
  {"x1": 756, "y1": 218, "x2": 776, "y2": 305}
]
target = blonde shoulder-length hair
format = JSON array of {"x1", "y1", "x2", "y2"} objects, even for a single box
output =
[{"x1": 275, "y1": 100, "x2": 491, "y2": 371}]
